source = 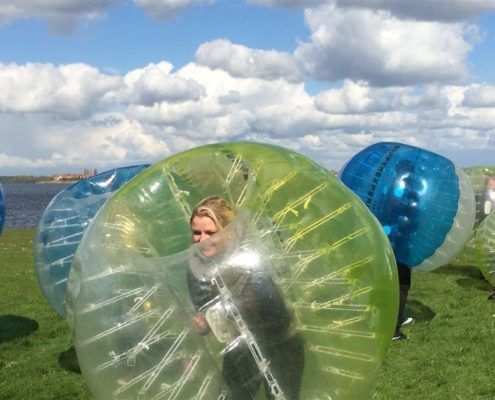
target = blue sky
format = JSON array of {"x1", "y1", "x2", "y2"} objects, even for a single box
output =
[
  {"x1": 1, "y1": 0, "x2": 495, "y2": 175},
  {"x1": 468, "y1": 13, "x2": 495, "y2": 82},
  {"x1": 0, "y1": 2, "x2": 308, "y2": 73}
]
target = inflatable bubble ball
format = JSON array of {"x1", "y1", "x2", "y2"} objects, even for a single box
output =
[
  {"x1": 453, "y1": 167, "x2": 495, "y2": 263},
  {"x1": 464, "y1": 166, "x2": 495, "y2": 229},
  {"x1": 339, "y1": 142, "x2": 475, "y2": 272},
  {"x1": 474, "y1": 211, "x2": 495, "y2": 286},
  {"x1": 34, "y1": 164, "x2": 150, "y2": 317},
  {"x1": 453, "y1": 166, "x2": 495, "y2": 285},
  {"x1": 66, "y1": 142, "x2": 399, "y2": 400}
]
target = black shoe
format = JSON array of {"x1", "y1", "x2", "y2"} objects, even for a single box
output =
[{"x1": 392, "y1": 331, "x2": 407, "y2": 341}]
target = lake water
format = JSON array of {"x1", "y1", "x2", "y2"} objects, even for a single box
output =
[{"x1": 2, "y1": 182, "x2": 70, "y2": 229}]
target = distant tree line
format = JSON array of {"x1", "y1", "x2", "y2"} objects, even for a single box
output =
[
  {"x1": 0, "y1": 168, "x2": 99, "y2": 184},
  {"x1": 0, "y1": 175, "x2": 53, "y2": 183}
]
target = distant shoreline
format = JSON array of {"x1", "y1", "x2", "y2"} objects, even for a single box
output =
[
  {"x1": 0, "y1": 181, "x2": 76, "y2": 184},
  {"x1": 36, "y1": 181, "x2": 76, "y2": 184},
  {"x1": 0, "y1": 180, "x2": 68, "y2": 184},
  {"x1": 0, "y1": 176, "x2": 77, "y2": 184}
]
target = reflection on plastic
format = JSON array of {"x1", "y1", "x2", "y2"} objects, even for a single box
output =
[
  {"x1": 66, "y1": 142, "x2": 398, "y2": 400},
  {"x1": 34, "y1": 164, "x2": 150, "y2": 316},
  {"x1": 339, "y1": 142, "x2": 475, "y2": 271}
]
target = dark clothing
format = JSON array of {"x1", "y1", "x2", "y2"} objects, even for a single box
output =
[
  {"x1": 187, "y1": 263, "x2": 294, "y2": 346},
  {"x1": 186, "y1": 255, "x2": 304, "y2": 399},
  {"x1": 395, "y1": 262, "x2": 411, "y2": 332},
  {"x1": 397, "y1": 261, "x2": 411, "y2": 288},
  {"x1": 187, "y1": 266, "x2": 217, "y2": 311},
  {"x1": 222, "y1": 333, "x2": 305, "y2": 400}
]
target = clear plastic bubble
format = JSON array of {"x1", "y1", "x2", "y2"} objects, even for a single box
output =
[
  {"x1": 474, "y1": 212, "x2": 495, "y2": 286},
  {"x1": 465, "y1": 166, "x2": 495, "y2": 228},
  {"x1": 66, "y1": 142, "x2": 399, "y2": 400},
  {"x1": 34, "y1": 165, "x2": 149, "y2": 316},
  {"x1": 339, "y1": 142, "x2": 475, "y2": 271},
  {"x1": 0, "y1": 183, "x2": 4, "y2": 234},
  {"x1": 453, "y1": 167, "x2": 495, "y2": 285}
]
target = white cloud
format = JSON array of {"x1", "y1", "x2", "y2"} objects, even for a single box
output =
[
  {"x1": 250, "y1": 0, "x2": 495, "y2": 21},
  {"x1": 1, "y1": 1, "x2": 494, "y2": 175},
  {"x1": 332, "y1": 0, "x2": 495, "y2": 22},
  {"x1": 0, "y1": 0, "x2": 215, "y2": 33},
  {"x1": 3, "y1": 0, "x2": 493, "y2": 40},
  {"x1": 0, "y1": 152, "x2": 65, "y2": 170},
  {"x1": 0, "y1": 113, "x2": 169, "y2": 173},
  {"x1": 158, "y1": 62, "x2": 315, "y2": 136},
  {"x1": 0, "y1": 62, "x2": 121, "y2": 119},
  {"x1": 133, "y1": 0, "x2": 214, "y2": 20},
  {"x1": 315, "y1": 80, "x2": 416, "y2": 114},
  {"x1": 196, "y1": 39, "x2": 301, "y2": 83},
  {"x1": 0, "y1": 0, "x2": 121, "y2": 35},
  {"x1": 1, "y1": 55, "x2": 495, "y2": 174},
  {"x1": 125, "y1": 62, "x2": 315, "y2": 143},
  {"x1": 122, "y1": 62, "x2": 205, "y2": 105},
  {"x1": 294, "y1": 4, "x2": 472, "y2": 86},
  {"x1": 463, "y1": 84, "x2": 495, "y2": 107}
]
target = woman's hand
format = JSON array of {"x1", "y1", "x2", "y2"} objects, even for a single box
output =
[{"x1": 191, "y1": 312, "x2": 210, "y2": 335}]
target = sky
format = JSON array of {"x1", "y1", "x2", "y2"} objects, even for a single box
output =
[{"x1": 1, "y1": 0, "x2": 495, "y2": 175}]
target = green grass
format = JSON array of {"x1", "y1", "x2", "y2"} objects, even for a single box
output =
[
  {"x1": 374, "y1": 263, "x2": 495, "y2": 400},
  {"x1": 1, "y1": 228, "x2": 494, "y2": 399},
  {"x1": 0, "y1": 228, "x2": 90, "y2": 400}
]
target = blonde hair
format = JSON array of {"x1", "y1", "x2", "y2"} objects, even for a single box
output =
[{"x1": 190, "y1": 196, "x2": 237, "y2": 230}]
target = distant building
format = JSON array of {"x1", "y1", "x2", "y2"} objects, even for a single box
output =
[{"x1": 51, "y1": 169, "x2": 95, "y2": 182}]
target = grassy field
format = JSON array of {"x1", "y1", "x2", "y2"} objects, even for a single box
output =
[{"x1": 0, "y1": 228, "x2": 494, "y2": 399}]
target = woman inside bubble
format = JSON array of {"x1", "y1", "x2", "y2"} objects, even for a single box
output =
[{"x1": 187, "y1": 196, "x2": 304, "y2": 400}]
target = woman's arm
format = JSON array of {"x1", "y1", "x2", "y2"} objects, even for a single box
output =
[{"x1": 186, "y1": 267, "x2": 216, "y2": 335}]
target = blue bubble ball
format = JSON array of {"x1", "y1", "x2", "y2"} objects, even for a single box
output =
[
  {"x1": 34, "y1": 164, "x2": 150, "y2": 316},
  {"x1": 339, "y1": 142, "x2": 475, "y2": 271}
]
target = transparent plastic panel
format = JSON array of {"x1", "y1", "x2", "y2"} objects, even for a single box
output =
[
  {"x1": 339, "y1": 142, "x2": 475, "y2": 270},
  {"x1": 415, "y1": 167, "x2": 475, "y2": 271},
  {"x1": 34, "y1": 164, "x2": 150, "y2": 316},
  {"x1": 66, "y1": 142, "x2": 399, "y2": 400}
]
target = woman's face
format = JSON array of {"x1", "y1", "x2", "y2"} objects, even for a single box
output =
[{"x1": 191, "y1": 215, "x2": 223, "y2": 257}]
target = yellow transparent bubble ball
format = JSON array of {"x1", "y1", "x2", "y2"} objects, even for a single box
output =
[{"x1": 67, "y1": 142, "x2": 398, "y2": 400}]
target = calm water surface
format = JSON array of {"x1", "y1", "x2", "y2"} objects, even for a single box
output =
[{"x1": 2, "y1": 183, "x2": 70, "y2": 228}]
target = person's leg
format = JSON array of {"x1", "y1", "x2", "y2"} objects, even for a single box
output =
[
  {"x1": 394, "y1": 262, "x2": 411, "y2": 339},
  {"x1": 222, "y1": 344, "x2": 262, "y2": 400},
  {"x1": 264, "y1": 334, "x2": 305, "y2": 400}
]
